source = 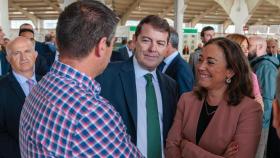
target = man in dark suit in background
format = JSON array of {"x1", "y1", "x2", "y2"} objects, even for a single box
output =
[
  {"x1": 0, "y1": 37, "x2": 41, "y2": 158},
  {"x1": 97, "y1": 15, "x2": 178, "y2": 158},
  {"x1": 158, "y1": 28, "x2": 194, "y2": 95},
  {"x1": 19, "y1": 23, "x2": 55, "y2": 69},
  {"x1": 0, "y1": 26, "x2": 10, "y2": 76},
  {"x1": 111, "y1": 40, "x2": 135, "y2": 62},
  {"x1": 19, "y1": 28, "x2": 49, "y2": 76}
]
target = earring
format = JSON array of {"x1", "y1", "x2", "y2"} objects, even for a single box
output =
[{"x1": 226, "y1": 77, "x2": 231, "y2": 84}]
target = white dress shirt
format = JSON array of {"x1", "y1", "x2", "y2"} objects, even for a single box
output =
[
  {"x1": 133, "y1": 56, "x2": 164, "y2": 158},
  {"x1": 126, "y1": 46, "x2": 133, "y2": 58},
  {"x1": 13, "y1": 71, "x2": 37, "y2": 96},
  {"x1": 162, "y1": 51, "x2": 179, "y2": 73}
]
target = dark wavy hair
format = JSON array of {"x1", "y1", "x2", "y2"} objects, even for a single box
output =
[
  {"x1": 194, "y1": 37, "x2": 253, "y2": 106},
  {"x1": 56, "y1": 0, "x2": 119, "y2": 59}
]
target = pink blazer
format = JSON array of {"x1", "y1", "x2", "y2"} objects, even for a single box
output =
[{"x1": 165, "y1": 92, "x2": 262, "y2": 158}]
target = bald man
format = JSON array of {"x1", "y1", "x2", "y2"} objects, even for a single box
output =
[
  {"x1": 0, "y1": 37, "x2": 41, "y2": 158},
  {"x1": 249, "y1": 36, "x2": 279, "y2": 158}
]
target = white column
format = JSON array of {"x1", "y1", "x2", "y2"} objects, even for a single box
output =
[
  {"x1": 174, "y1": 0, "x2": 185, "y2": 53},
  {"x1": 229, "y1": 0, "x2": 250, "y2": 33},
  {"x1": 0, "y1": 0, "x2": 10, "y2": 37},
  {"x1": 59, "y1": 0, "x2": 77, "y2": 10}
]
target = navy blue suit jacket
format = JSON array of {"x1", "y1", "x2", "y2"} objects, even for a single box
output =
[
  {"x1": 96, "y1": 58, "x2": 178, "y2": 145},
  {"x1": 0, "y1": 51, "x2": 10, "y2": 76},
  {"x1": 110, "y1": 46, "x2": 130, "y2": 62},
  {"x1": 0, "y1": 73, "x2": 41, "y2": 158},
  {"x1": 164, "y1": 54, "x2": 194, "y2": 96},
  {"x1": 35, "y1": 41, "x2": 55, "y2": 69}
]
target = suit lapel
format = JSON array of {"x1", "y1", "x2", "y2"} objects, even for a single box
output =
[
  {"x1": 157, "y1": 71, "x2": 169, "y2": 136},
  {"x1": 119, "y1": 58, "x2": 137, "y2": 128},
  {"x1": 8, "y1": 73, "x2": 26, "y2": 103},
  {"x1": 123, "y1": 47, "x2": 129, "y2": 59},
  {"x1": 165, "y1": 54, "x2": 180, "y2": 75}
]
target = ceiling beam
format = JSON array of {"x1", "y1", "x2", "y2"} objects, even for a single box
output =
[
  {"x1": 190, "y1": 4, "x2": 219, "y2": 27},
  {"x1": 159, "y1": 5, "x2": 173, "y2": 17},
  {"x1": 253, "y1": 9, "x2": 280, "y2": 25},
  {"x1": 159, "y1": 0, "x2": 189, "y2": 18},
  {"x1": 42, "y1": 0, "x2": 62, "y2": 13},
  {"x1": 9, "y1": 2, "x2": 39, "y2": 27},
  {"x1": 120, "y1": 0, "x2": 143, "y2": 25},
  {"x1": 247, "y1": 0, "x2": 265, "y2": 13},
  {"x1": 265, "y1": 0, "x2": 280, "y2": 9},
  {"x1": 214, "y1": 0, "x2": 234, "y2": 14}
]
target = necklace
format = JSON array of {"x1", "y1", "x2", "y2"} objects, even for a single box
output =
[{"x1": 204, "y1": 101, "x2": 217, "y2": 116}]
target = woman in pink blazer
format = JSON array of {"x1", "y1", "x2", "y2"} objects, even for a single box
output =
[{"x1": 165, "y1": 37, "x2": 262, "y2": 158}]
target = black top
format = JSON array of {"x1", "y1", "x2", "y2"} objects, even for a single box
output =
[{"x1": 196, "y1": 100, "x2": 218, "y2": 144}]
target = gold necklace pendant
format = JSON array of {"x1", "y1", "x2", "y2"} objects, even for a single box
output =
[{"x1": 204, "y1": 101, "x2": 217, "y2": 116}]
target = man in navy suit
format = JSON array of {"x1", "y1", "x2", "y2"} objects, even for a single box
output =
[
  {"x1": 97, "y1": 15, "x2": 178, "y2": 158},
  {"x1": 0, "y1": 37, "x2": 41, "y2": 158},
  {"x1": 158, "y1": 28, "x2": 194, "y2": 95}
]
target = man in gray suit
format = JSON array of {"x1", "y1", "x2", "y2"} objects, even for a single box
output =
[{"x1": 189, "y1": 26, "x2": 215, "y2": 80}]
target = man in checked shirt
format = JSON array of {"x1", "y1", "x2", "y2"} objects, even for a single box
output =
[{"x1": 19, "y1": 0, "x2": 143, "y2": 157}]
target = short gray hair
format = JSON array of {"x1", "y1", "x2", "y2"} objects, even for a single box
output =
[{"x1": 169, "y1": 27, "x2": 179, "y2": 49}]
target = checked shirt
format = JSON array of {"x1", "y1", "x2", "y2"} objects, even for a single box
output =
[{"x1": 19, "y1": 60, "x2": 143, "y2": 158}]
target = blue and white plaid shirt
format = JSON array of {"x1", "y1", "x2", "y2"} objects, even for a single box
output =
[{"x1": 19, "y1": 60, "x2": 143, "y2": 157}]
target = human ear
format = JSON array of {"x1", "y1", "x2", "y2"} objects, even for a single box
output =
[{"x1": 95, "y1": 37, "x2": 107, "y2": 58}]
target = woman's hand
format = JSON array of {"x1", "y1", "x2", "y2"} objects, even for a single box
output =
[{"x1": 223, "y1": 141, "x2": 238, "y2": 158}]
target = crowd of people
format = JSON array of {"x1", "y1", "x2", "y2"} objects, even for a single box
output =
[{"x1": 0, "y1": 0, "x2": 280, "y2": 158}]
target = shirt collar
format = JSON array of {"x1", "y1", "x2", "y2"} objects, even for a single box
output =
[
  {"x1": 12, "y1": 71, "x2": 36, "y2": 85},
  {"x1": 133, "y1": 56, "x2": 158, "y2": 82},
  {"x1": 50, "y1": 60, "x2": 101, "y2": 94},
  {"x1": 164, "y1": 51, "x2": 179, "y2": 66}
]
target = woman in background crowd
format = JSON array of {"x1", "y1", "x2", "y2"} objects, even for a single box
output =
[{"x1": 226, "y1": 33, "x2": 264, "y2": 111}]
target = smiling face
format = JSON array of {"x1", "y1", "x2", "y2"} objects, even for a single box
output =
[
  {"x1": 197, "y1": 44, "x2": 233, "y2": 91},
  {"x1": 134, "y1": 24, "x2": 169, "y2": 71}
]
